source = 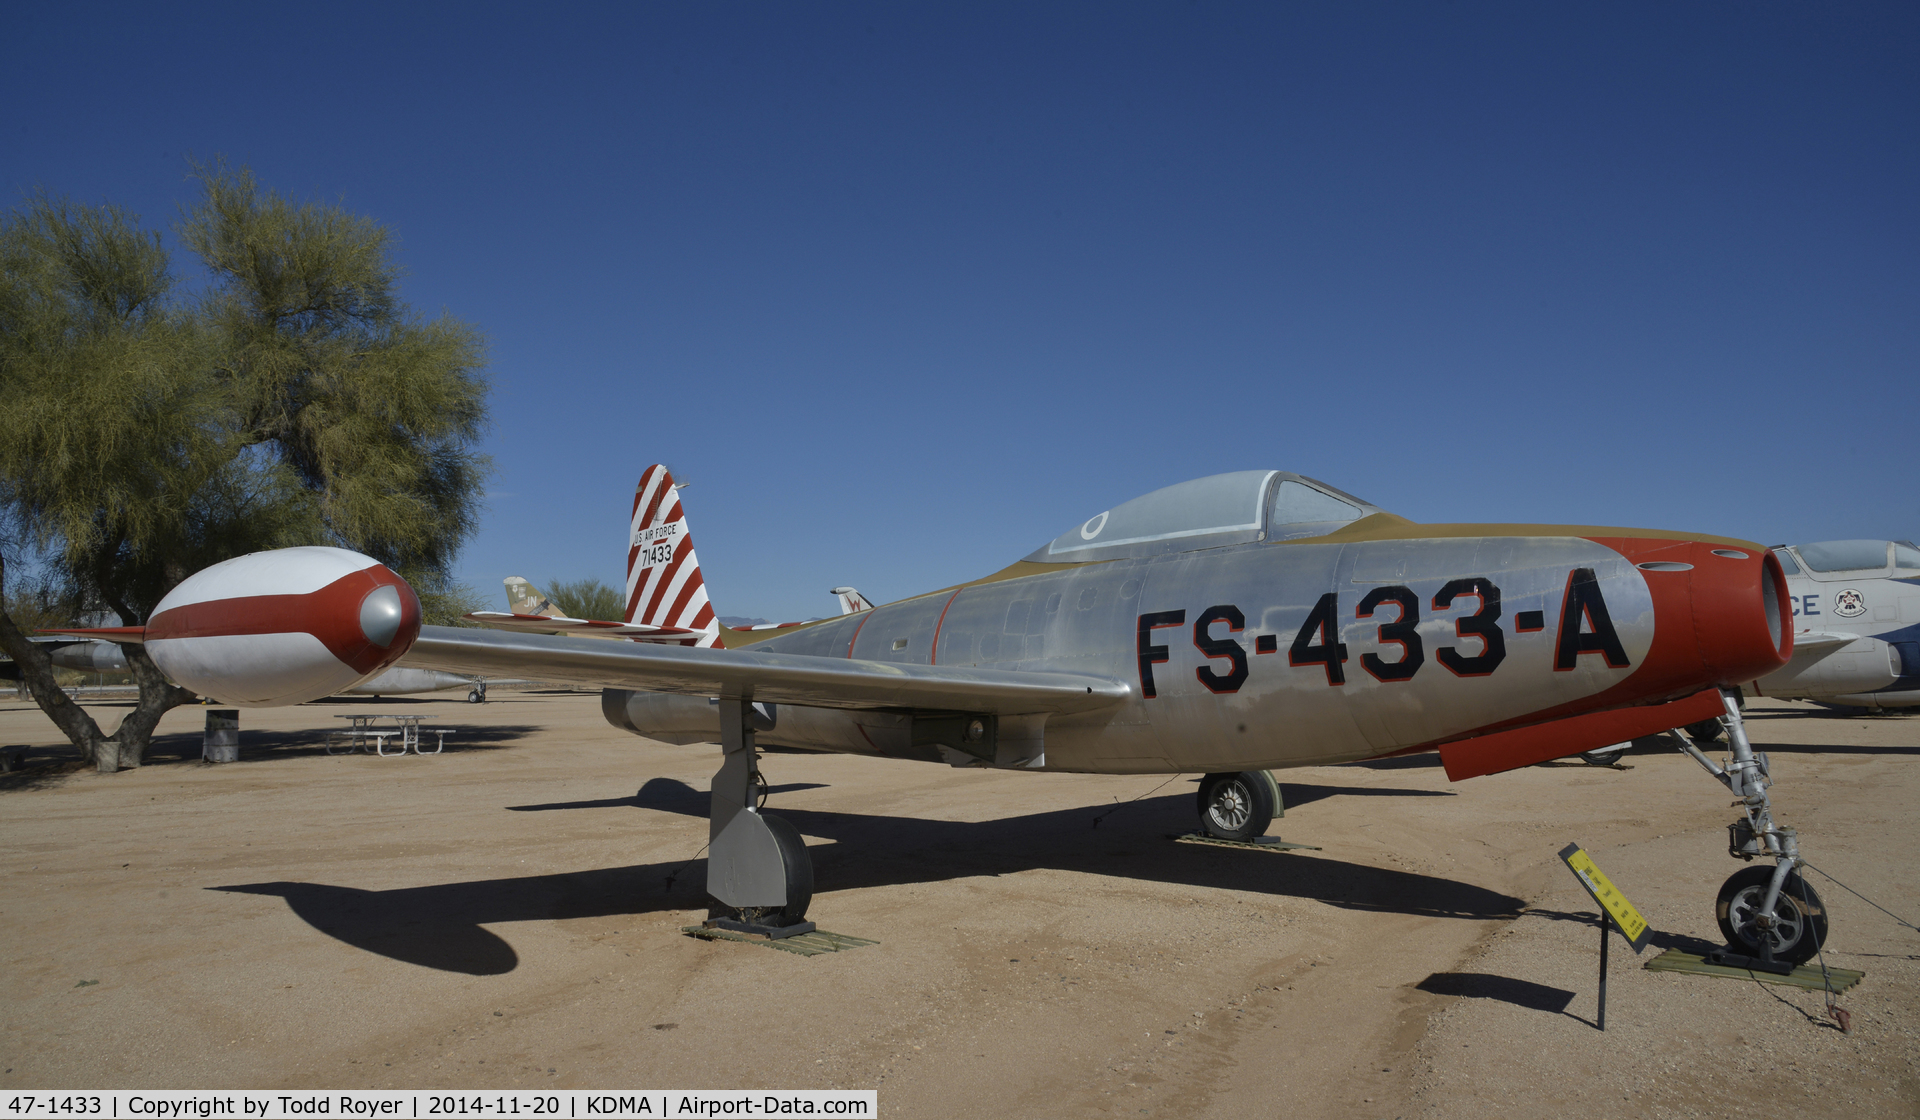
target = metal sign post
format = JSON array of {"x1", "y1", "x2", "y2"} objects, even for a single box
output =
[{"x1": 1558, "y1": 843, "x2": 1652, "y2": 1031}]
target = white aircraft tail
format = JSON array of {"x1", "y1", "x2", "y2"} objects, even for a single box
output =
[
  {"x1": 627, "y1": 465, "x2": 722, "y2": 648},
  {"x1": 830, "y1": 586, "x2": 875, "y2": 615}
]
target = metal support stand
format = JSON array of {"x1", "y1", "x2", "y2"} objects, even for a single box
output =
[
  {"x1": 1597, "y1": 920, "x2": 1609, "y2": 1031},
  {"x1": 705, "y1": 698, "x2": 814, "y2": 938}
]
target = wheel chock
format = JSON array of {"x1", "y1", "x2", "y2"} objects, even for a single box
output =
[
  {"x1": 684, "y1": 925, "x2": 879, "y2": 957},
  {"x1": 1643, "y1": 949, "x2": 1863, "y2": 992},
  {"x1": 1169, "y1": 833, "x2": 1320, "y2": 852}
]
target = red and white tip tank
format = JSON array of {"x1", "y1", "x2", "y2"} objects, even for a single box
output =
[{"x1": 136, "y1": 547, "x2": 420, "y2": 707}]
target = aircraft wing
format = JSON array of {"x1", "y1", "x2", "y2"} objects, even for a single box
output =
[
  {"x1": 1768, "y1": 628, "x2": 1866, "y2": 676},
  {"x1": 34, "y1": 627, "x2": 149, "y2": 645},
  {"x1": 463, "y1": 612, "x2": 703, "y2": 641},
  {"x1": 399, "y1": 625, "x2": 1129, "y2": 715}
]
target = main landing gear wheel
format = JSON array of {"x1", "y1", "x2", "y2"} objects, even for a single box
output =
[
  {"x1": 1196, "y1": 771, "x2": 1279, "y2": 842},
  {"x1": 711, "y1": 812, "x2": 814, "y2": 928},
  {"x1": 1716, "y1": 866, "x2": 1828, "y2": 966},
  {"x1": 467, "y1": 683, "x2": 487, "y2": 704}
]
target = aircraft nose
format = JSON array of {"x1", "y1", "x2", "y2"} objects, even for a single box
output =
[{"x1": 1601, "y1": 537, "x2": 1793, "y2": 693}]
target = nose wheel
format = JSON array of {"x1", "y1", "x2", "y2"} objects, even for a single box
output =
[
  {"x1": 1717, "y1": 866, "x2": 1828, "y2": 965},
  {"x1": 1196, "y1": 771, "x2": 1281, "y2": 841}
]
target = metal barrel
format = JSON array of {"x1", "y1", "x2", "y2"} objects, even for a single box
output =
[{"x1": 203, "y1": 709, "x2": 240, "y2": 763}]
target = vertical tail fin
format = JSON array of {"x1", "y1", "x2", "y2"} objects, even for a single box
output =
[
  {"x1": 830, "y1": 586, "x2": 875, "y2": 615},
  {"x1": 504, "y1": 577, "x2": 559, "y2": 617},
  {"x1": 627, "y1": 465, "x2": 722, "y2": 648}
]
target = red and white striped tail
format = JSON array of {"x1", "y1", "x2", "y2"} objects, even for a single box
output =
[{"x1": 626, "y1": 465, "x2": 722, "y2": 648}]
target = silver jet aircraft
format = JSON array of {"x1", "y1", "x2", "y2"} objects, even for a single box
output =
[
  {"x1": 57, "y1": 466, "x2": 1821, "y2": 964},
  {"x1": 1742, "y1": 539, "x2": 1920, "y2": 710}
]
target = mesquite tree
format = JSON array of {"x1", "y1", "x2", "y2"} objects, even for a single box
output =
[{"x1": 0, "y1": 165, "x2": 490, "y2": 771}]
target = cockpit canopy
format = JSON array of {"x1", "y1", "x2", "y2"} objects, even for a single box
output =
[
  {"x1": 1773, "y1": 539, "x2": 1920, "y2": 581},
  {"x1": 1025, "y1": 470, "x2": 1384, "y2": 564}
]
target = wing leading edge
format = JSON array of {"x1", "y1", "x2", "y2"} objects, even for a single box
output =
[{"x1": 398, "y1": 625, "x2": 1131, "y2": 715}]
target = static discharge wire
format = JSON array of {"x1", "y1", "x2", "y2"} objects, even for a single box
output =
[
  {"x1": 1090, "y1": 773, "x2": 1187, "y2": 829},
  {"x1": 662, "y1": 841, "x2": 711, "y2": 895},
  {"x1": 1795, "y1": 873, "x2": 1848, "y2": 1033},
  {"x1": 1800, "y1": 860, "x2": 1920, "y2": 935}
]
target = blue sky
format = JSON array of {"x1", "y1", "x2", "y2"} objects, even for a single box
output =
[{"x1": 7, "y1": 3, "x2": 1915, "y2": 621}]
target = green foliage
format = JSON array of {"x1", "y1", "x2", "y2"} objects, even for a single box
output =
[
  {"x1": 415, "y1": 575, "x2": 491, "y2": 628},
  {"x1": 1, "y1": 568, "x2": 91, "y2": 633},
  {"x1": 546, "y1": 577, "x2": 624, "y2": 622},
  {"x1": 0, "y1": 164, "x2": 493, "y2": 769}
]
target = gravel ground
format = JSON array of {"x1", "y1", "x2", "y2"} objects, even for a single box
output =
[{"x1": 1, "y1": 692, "x2": 1914, "y2": 1118}]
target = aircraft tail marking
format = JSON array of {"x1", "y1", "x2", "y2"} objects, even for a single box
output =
[
  {"x1": 830, "y1": 586, "x2": 875, "y2": 615},
  {"x1": 504, "y1": 576, "x2": 559, "y2": 617},
  {"x1": 627, "y1": 465, "x2": 721, "y2": 648}
]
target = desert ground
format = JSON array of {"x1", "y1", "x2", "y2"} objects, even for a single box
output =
[{"x1": 1, "y1": 689, "x2": 1915, "y2": 1118}]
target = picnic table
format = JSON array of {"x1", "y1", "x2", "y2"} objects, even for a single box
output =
[{"x1": 327, "y1": 714, "x2": 455, "y2": 756}]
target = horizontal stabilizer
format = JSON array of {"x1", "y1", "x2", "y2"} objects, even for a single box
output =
[
  {"x1": 402, "y1": 625, "x2": 1130, "y2": 715},
  {"x1": 464, "y1": 612, "x2": 701, "y2": 640}
]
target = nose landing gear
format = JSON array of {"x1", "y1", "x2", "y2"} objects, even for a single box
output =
[{"x1": 1672, "y1": 690, "x2": 1829, "y2": 967}]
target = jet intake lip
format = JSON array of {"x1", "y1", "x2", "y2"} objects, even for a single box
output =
[
  {"x1": 1583, "y1": 536, "x2": 1793, "y2": 700},
  {"x1": 1679, "y1": 542, "x2": 1794, "y2": 685}
]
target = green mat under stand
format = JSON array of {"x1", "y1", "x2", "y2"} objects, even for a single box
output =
[
  {"x1": 1644, "y1": 949, "x2": 1863, "y2": 993},
  {"x1": 1170, "y1": 833, "x2": 1320, "y2": 852},
  {"x1": 683, "y1": 925, "x2": 879, "y2": 957}
]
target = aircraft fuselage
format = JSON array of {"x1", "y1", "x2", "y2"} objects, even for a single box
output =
[{"x1": 609, "y1": 528, "x2": 1782, "y2": 774}]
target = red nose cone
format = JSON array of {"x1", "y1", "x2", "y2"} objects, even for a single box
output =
[{"x1": 1591, "y1": 537, "x2": 1792, "y2": 698}]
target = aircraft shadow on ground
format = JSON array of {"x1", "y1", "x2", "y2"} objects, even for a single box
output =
[
  {"x1": 144, "y1": 723, "x2": 544, "y2": 764},
  {"x1": 1278, "y1": 783, "x2": 1456, "y2": 809},
  {"x1": 1414, "y1": 972, "x2": 1576, "y2": 1015},
  {"x1": 1750, "y1": 741, "x2": 1920, "y2": 757},
  {"x1": 1343, "y1": 753, "x2": 1444, "y2": 770},
  {"x1": 214, "y1": 778, "x2": 1524, "y2": 975}
]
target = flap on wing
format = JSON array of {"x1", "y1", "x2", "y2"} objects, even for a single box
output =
[
  {"x1": 464, "y1": 612, "x2": 699, "y2": 640},
  {"x1": 35, "y1": 627, "x2": 148, "y2": 645},
  {"x1": 1436, "y1": 689, "x2": 1726, "y2": 781},
  {"x1": 401, "y1": 625, "x2": 1130, "y2": 715}
]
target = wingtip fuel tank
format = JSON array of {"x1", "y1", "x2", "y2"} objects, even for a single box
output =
[{"x1": 141, "y1": 546, "x2": 421, "y2": 707}]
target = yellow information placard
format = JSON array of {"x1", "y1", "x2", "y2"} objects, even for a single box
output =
[{"x1": 1558, "y1": 843, "x2": 1652, "y2": 952}]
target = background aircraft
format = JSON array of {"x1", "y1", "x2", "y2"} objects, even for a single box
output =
[
  {"x1": 48, "y1": 465, "x2": 1817, "y2": 964},
  {"x1": 1742, "y1": 539, "x2": 1920, "y2": 710},
  {"x1": 479, "y1": 574, "x2": 872, "y2": 639}
]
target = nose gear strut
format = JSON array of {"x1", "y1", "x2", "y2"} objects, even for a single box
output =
[{"x1": 1669, "y1": 689, "x2": 1828, "y2": 968}]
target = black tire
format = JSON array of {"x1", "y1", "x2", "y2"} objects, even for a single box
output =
[
  {"x1": 1683, "y1": 719, "x2": 1723, "y2": 743},
  {"x1": 1715, "y1": 866, "x2": 1828, "y2": 965},
  {"x1": 1196, "y1": 771, "x2": 1278, "y2": 841},
  {"x1": 756, "y1": 812, "x2": 814, "y2": 926}
]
